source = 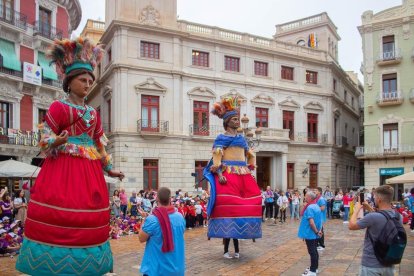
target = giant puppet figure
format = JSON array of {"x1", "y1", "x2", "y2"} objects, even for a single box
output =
[
  {"x1": 16, "y1": 38, "x2": 124, "y2": 275},
  {"x1": 203, "y1": 97, "x2": 262, "y2": 240}
]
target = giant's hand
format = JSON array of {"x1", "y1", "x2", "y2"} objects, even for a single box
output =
[
  {"x1": 218, "y1": 174, "x2": 227, "y2": 184},
  {"x1": 108, "y1": 170, "x2": 125, "y2": 181},
  {"x1": 53, "y1": 130, "x2": 69, "y2": 147}
]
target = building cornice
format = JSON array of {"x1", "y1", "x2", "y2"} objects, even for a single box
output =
[{"x1": 358, "y1": 1, "x2": 414, "y2": 34}]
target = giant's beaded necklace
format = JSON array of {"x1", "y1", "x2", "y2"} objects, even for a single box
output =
[{"x1": 61, "y1": 99, "x2": 95, "y2": 127}]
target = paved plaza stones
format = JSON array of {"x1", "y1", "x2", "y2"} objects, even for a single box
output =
[{"x1": 1, "y1": 219, "x2": 413, "y2": 275}]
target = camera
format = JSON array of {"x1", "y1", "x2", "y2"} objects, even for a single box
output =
[{"x1": 359, "y1": 192, "x2": 364, "y2": 202}]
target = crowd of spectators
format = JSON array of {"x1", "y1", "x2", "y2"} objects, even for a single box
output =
[
  {"x1": 0, "y1": 187, "x2": 26, "y2": 257},
  {"x1": 108, "y1": 189, "x2": 210, "y2": 239}
]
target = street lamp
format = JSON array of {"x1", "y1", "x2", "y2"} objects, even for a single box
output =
[{"x1": 240, "y1": 114, "x2": 262, "y2": 148}]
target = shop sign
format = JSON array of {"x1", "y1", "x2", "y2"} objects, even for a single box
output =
[
  {"x1": 23, "y1": 62, "x2": 42, "y2": 86},
  {"x1": 0, "y1": 127, "x2": 40, "y2": 147},
  {"x1": 379, "y1": 167, "x2": 404, "y2": 176}
]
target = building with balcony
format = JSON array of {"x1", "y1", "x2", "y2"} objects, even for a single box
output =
[
  {"x1": 88, "y1": 0, "x2": 362, "y2": 193},
  {"x1": 80, "y1": 19, "x2": 105, "y2": 43},
  {"x1": 0, "y1": 0, "x2": 81, "y2": 189},
  {"x1": 358, "y1": 0, "x2": 414, "y2": 195}
]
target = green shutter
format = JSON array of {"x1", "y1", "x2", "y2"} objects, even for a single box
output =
[
  {"x1": 0, "y1": 39, "x2": 22, "y2": 71},
  {"x1": 37, "y1": 52, "x2": 58, "y2": 80}
]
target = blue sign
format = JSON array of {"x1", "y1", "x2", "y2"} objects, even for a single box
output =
[{"x1": 379, "y1": 167, "x2": 404, "y2": 176}]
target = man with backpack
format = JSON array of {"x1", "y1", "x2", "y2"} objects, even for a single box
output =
[{"x1": 349, "y1": 185, "x2": 407, "y2": 276}]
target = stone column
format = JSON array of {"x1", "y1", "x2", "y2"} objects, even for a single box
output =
[{"x1": 281, "y1": 153, "x2": 287, "y2": 192}]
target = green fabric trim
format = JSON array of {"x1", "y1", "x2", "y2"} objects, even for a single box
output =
[
  {"x1": 0, "y1": 39, "x2": 21, "y2": 71},
  {"x1": 65, "y1": 62, "x2": 93, "y2": 75},
  {"x1": 37, "y1": 52, "x2": 58, "y2": 80},
  {"x1": 16, "y1": 239, "x2": 113, "y2": 276}
]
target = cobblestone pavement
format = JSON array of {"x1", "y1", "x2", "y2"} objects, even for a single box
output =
[{"x1": 1, "y1": 219, "x2": 413, "y2": 276}]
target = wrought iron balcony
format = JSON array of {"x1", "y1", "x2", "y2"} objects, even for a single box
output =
[
  {"x1": 137, "y1": 119, "x2": 169, "y2": 135},
  {"x1": 0, "y1": 5, "x2": 27, "y2": 30},
  {"x1": 33, "y1": 21, "x2": 63, "y2": 40},
  {"x1": 376, "y1": 91, "x2": 404, "y2": 106},
  {"x1": 355, "y1": 145, "x2": 414, "y2": 158},
  {"x1": 294, "y1": 132, "x2": 328, "y2": 144},
  {"x1": 189, "y1": 124, "x2": 223, "y2": 137},
  {"x1": 42, "y1": 78, "x2": 62, "y2": 88},
  {"x1": 0, "y1": 64, "x2": 22, "y2": 77},
  {"x1": 376, "y1": 48, "x2": 402, "y2": 65}
]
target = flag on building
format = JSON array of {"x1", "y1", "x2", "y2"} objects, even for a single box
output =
[{"x1": 308, "y1": 33, "x2": 318, "y2": 48}]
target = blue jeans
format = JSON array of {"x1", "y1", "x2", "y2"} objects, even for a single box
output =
[
  {"x1": 291, "y1": 204, "x2": 299, "y2": 219},
  {"x1": 344, "y1": 206, "x2": 350, "y2": 221}
]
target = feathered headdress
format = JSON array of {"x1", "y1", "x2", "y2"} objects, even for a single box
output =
[
  {"x1": 211, "y1": 96, "x2": 240, "y2": 120},
  {"x1": 46, "y1": 37, "x2": 104, "y2": 79}
]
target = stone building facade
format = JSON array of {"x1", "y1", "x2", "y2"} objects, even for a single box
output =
[
  {"x1": 358, "y1": 0, "x2": 414, "y2": 197},
  {"x1": 88, "y1": 0, "x2": 362, "y2": 193}
]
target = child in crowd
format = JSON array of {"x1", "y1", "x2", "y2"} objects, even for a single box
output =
[{"x1": 133, "y1": 218, "x2": 143, "y2": 234}]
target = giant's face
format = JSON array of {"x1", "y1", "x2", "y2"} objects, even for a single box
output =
[
  {"x1": 226, "y1": 115, "x2": 240, "y2": 129},
  {"x1": 68, "y1": 73, "x2": 94, "y2": 98}
]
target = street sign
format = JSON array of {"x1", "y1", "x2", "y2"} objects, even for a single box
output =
[{"x1": 379, "y1": 167, "x2": 404, "y2": 176}]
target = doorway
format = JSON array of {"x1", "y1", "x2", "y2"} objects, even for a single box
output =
[{"x1": 256, "y1": 156, "x2": 271, "y2": 190}]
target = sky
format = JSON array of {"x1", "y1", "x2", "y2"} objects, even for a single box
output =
[{"x1": 76, "y1": 0, "x2": 403, "y2": 81}]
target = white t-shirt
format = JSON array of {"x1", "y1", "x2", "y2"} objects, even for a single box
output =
[
  {"x1": 277, "y1": 196, "x2": 289, "y2": 208},
  {"x1": 292, "y1": 196, "x2": 300, "y2": 205},
  {"x1": 195, "y1": 204, "x2": 202, "y2": 215}
]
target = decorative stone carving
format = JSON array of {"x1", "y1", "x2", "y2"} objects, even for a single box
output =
[
  {"x1": 278, "y1": 97, "x2": 300, "y2": 110},
  {"x1": 403, "y1": 18, "x2": 411, "y2": 39},
  {"x1": 38, "y1": 0, "x2": 57, "y2": 12},
  {"x1": 361, "y1": 11, "x2": 373, "y2": 24},
  {"x1": 251, "y1": 94, "x2": 274, "y2": 106},
  {"x1": 187, "y1": 87, "x2": 216, "y2": 99},
  {"x1": 0, "y1": 82, "x2": 23, "y2": 102},
  {"x1": 22, "y1": 35, "x2": 33, "y2": 48},
  {"x1": 135, "y1": 78, "x2": 167, "y2": 95},
  {"x1": 139, "y1": 6, "x2": 161, "y2": 26},
  {"x1": 304, "y1": 101, "x2": 324, "y2": 112},
  {"x1": 220, "y1": 89, "x2": 247, "y2": 103},
  {"x1": 365, "y1": 65, "x2": 374, "y2": 90}
]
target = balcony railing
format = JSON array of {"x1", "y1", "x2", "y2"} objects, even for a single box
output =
[
  {"x1": 376, "y1": 48, "x2": 402, "y2": 64},
  {"x1": 189, "y1": 124, "x2": 223, "y2": 137},
  {"x1": 42, "y1": 78, "x2": 62, "y2": 88},
  {"x1": 355, "y1": 145, "x2": 414, "y2": 158},
  {"x1": 33, "y1": 21, "x2": 63, "y2": 40},
  {"x1": 0, "y1": 64, "x2": 22, "y2": 77},
  {"x1": 137, "y1": 119, "x2": 169, "y2": 134},
  {"x1": 253, "y1": 127, "x2": 290, "y2": 140},
  {"x1": 410, "y1": 88, "x2": 414, "y2": 103},
  {"x1": 335, "y1": 136, "x2": 348, "y2": 147},
  {"x1": 294, "y1": 132, "x2": 328, "y2": 144},
  {"x1": 0, "y1": 5, "x2": 27, "y2": 30},
  {"x1": 377, "y1": 91, "x2": 404, "y2": 106}
]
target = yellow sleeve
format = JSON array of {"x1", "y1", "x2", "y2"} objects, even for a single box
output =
[{"x1": 211, "y1": 147, "x2": 223, "y2": 171}]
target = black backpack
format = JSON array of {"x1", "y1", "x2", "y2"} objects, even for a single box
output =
[{"x1": 368, "y1": 210, "x2": 407, "y2": 266}]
